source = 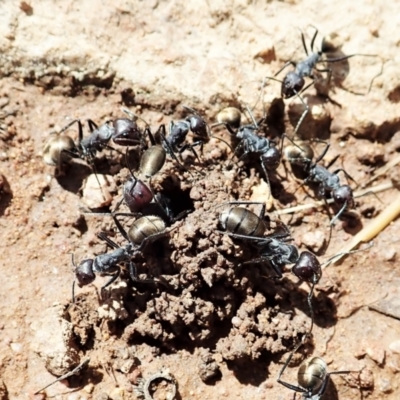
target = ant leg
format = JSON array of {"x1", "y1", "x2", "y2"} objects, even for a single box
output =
[
  {"x1": 292, "y1": 83, "x2": 314, "y2": 137},
  {"x1": 181, "y1": 105, "x2": 200, "y2": 116},
  {"x1": 313, "y1": 139, "x2": 330, "y2": 164},
  {"x1": 87, "y1": 119, "x2": 99, "y2": 133},
  {"x1": 178, "y1": 140, "x2": 203, "y2": 164},
  {"x1": 58, "y1": 119, "x2": 82, "y2": 136},
  {"x1": 129, "y1": 262, "x2": 157, "y2": 284},
  {"x1": 97, "y1": 231, "x2": 120, "y2": 249},
  {"x1": 136, "y1": 229, "x2": 170, "y2": 252},
  {"x1": 100, "y1": 270, "x2": 121, "y2": 300},
  {"x1": 274, "y1": 61, "x2": 297, "y2": 78},
  {"x1": 306, "y1": 281, "x2": 316, "y2": 337},
  {"x1": 333, "y1": 168, "x2": 358, "y2": 186},
  {"x1": 300, "y1": 31, "x2": 309, "y2": 56},
  {"x1": 309, "y1": 27, "x2": 318, "y2": 53},
  {"x1": 111, "y1": 215, "x2": 130, "y2": 242},
  {"x1": 240, "y1": 256, "x2": 284, "y2": 279},
  {"x1": 227, "y1": 140, "x2": 245, "y2": 169},
  {"x1": 158, "y1": 126, "x2": 192, "y2": 175},
  {"x1": 317, "y1": 370, "x2": 351, "y2": 398},
  {"x1": 259, "y1": 155, "x2": 273, "y2": 199},
  {"x1": 330, "y1": 200, "x2": 348, "y2": 226},
  {"x1": 277, "y1": 337, "x2": 309, "y2": 394},
  {"x1": 71, "y1": 254, "x2": 78, "y2": 303},
  {"x1": 146, "y1": 126, "x2": 157, "y2": 146}
]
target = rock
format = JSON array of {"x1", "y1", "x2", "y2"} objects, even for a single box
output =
[
  {"x1": 82, "y1": 173, "x2": 116, "y2": 209},
  {"x1": 30, "y1": 303, "x2": 79, "y2": 376},
  {"x1": 301, "y1": 230, "x2": 326, "y2": 253},
  {"x1": 389, "y1": 340, "x2": 400, "y2": 354}
]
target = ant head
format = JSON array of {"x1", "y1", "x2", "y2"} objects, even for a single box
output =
[
  {"x1": 186, "y1": 115, "x2": 208, "y2": 139},
  {"x1": 75, "y1": 259, "x2": 96, "y2": 287},
  {"x1": 123, "y1": 177, "x2": 153, "y2": 213},
  {"x1": 261, "y1": 146, "x2": 281, "y2": 171},
  {"x1": 292, "y1": 251, "x2": 321, "y2": 283},
  {"x1": 333, "y1": 185, "x2": 354, "y2": 207},
  {"x1": 281, "y1": 72, "x2": 305, "y2": 99},
  {"x1": 113, "y1": 118, "x2": 142, "y2": 146}
]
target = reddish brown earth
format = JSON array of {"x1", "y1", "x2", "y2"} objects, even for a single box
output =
[{"x1": 0, "y1": 1, "x2": 400, "y2": 399}]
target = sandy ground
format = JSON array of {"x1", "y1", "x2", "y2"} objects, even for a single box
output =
[{"x1": 0, "y1": 0, "x2": 400, "y2": 399}]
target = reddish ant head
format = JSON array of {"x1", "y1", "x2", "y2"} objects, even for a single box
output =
[
  {"x1": 123, "y1": 177, "x2": 153, "y2": 213},
  {"x1": 113, "y1": 118, "x2": 142, "y2": 146},
  {"x1": 292, "y1": 251, "x2": 321, "y2": 284},
  {"x1": 75, "y1": 259, "x2": 96, "y2": 287},
  {"x1": 332, "y1": 185, "x2": 354, "y2": 208},
  {"x1": 281, "y1": 72, "x2": 305, "y2": 99}
]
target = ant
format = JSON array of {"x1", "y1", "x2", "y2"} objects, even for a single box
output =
[
  {"x1": 161, "y1": 105, "x2": 231, "y2": 167},
  {"x1": 162, "y1": 105, "x2": 210, "y2": 163},
  {"x1": 219, "y1": 201, "x2": 371, "y2": 335},
  {"x1": 43, "y1": 109, "x2": 147, "y2": 170},
  {"x1": 72, "y1": 213, "x2": 171, "y2": 301},
  {"x1": 264, "y1": 27, "x2": 378, "y2": 136},
  {"x1": 277, "y1": 336, "x2": 353, "y2": 399},
  {"x1": 218, "y1": 201, "x2": 321, "y2": 335},
  {"x1": 297, "y1": 140, "x2": 357, "y2": 225},
  {"x1": 218, "y1": 106, "x2": 301, "y2": 195},
  {"x1": 139, "y1": 125, "x2": 167, "y2": 178}
]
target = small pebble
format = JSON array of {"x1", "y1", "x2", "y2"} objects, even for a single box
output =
[
  {"x1": 301, "y1": 230, "x2": 326, "y2": 253},
  {"x1": 379, "y1": 378, "x2": 392, "y2": 393},
  {"x1": 389, "y1": 340, "x2": 400, "y2": 354}
]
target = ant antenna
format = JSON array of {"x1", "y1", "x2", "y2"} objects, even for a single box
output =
[{"x1": 322, "y1": 241, "x2": 373, "y2": 268}]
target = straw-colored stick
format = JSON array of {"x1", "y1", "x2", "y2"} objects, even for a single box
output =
[
  {"x1": 324, "y1": 191, "x2": 400, "y2": 267},
  {"x1": 276, "y1": 181, "x2": 393, "y2": 215}
]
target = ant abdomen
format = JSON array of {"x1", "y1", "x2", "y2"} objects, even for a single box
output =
[
  {"x1": 43, "y1": 134, "x2": 76, "y2": 166},
  {"x1": 292, "y1": 252, "x2": 322, "y2": 284},
  {"x1": 297, "y1": 357, "x2": 327, "y2": 392},
  {"x1": 216, "y1": 107, "x2": 242, "y2": 130},
  {"x1": 140, "y1": 145, "x2": 167, "y2": 178},
  {"x1": 219, "y1": 206, "x2": 269, "y2": 237},
  {"x1": 128, "y1": 215, "x2": 167, "y2": 245}
]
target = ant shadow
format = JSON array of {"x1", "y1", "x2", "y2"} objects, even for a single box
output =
[
  {"x1": 0, "y1": 189, "x2": 12, "y2": 216},
  {"x1": 225, "y1": 357, "x2": 269, "y2": 386},
  {"x1": 56, "y1": 161, "x2": 92, "y2": 194}
]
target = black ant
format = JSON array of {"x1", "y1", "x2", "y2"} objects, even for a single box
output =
[
  {"x1": 218, "y1": 201, "x2": 320, "y2": 335},
  {"x1": 218, "y1": 201, "x2": 371, "y2": 335},
  {"x1": 162, "y1": 105, "x2": 210, "y2": 163},
  {"x1": 72, "y1": 213, "x2": 171, "y2": 301},
  {"x1": 278, "y1": 336, "x2": 353, "y2": 399},
  {"x1": 43, "y1": 110, "x2": 147, "y2": 171},
  {"x1": 264, "y1": 27, "x2": 379, "y2": 136},
  {"x1": 161, "y1": 105, "x2": 231, "y2": 167},
  {"x1": 297, "y1": 141, "x2": 357, "y2": 225},
  {"x1": 218, "y1": 106, "x2": 300, "y2": 194}
]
